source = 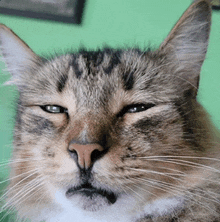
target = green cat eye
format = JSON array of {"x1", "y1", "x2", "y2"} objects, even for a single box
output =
[{"x1": 40, "y1": 105, "x2": 67, "y2": 114}]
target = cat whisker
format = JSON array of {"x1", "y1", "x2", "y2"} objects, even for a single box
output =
[
  {"x1": 154, "y1": 165, "x2": 220, "y2": 186},
  {"x1": 0, "y1": 170, "x2": 40, "y2": 205},
  {"x1": 0, "y1": 158, "x2": 46, "y2": 168},
  {"x1": 3, "y1": 176, "x2": 41, "y2": 205},
  {"x1": 117, "y1": 170, "x2": 158, "y2": 198},
  {"x1": 157, "y1": 158, "x2": 220, "y2": 174},
  {"x1": 124, "y1": 167, "x2": 182, "y2": 177},
  {"x1": 128, "y1": 156, "x2": 220, "y2": 173},
  {"x1": 11, "y1": 180, "x2": 44, "y2": 208},
  {"x1": 125, "y1": 164, "x2": 220, "y2": 188},
  {"x1": 132, "y1": 155, "x2": 220, "y2": 162},
  {"x1": 0, "y1": 169, "x2": 39, "y2": 187},
  {"x1": 123, "y1": 183, "x2": 146, "y2": 201},
  {"x1": 2, "y1": 175, "x2": 43, "y2": 211},
  {"x1": 20, "y1": 186, "x2": 45, "y2": 221},
  {"x1": 130, "y1": 177, "x2": 219, "y2": 215},
  {"x1": 1, "y1": 177, "x2": 44, "y2": 222},
  {"x1": 127, "y1": 177, "x2": 187, "y2": 210}
]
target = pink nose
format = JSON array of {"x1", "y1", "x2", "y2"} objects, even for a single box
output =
[{"x1": 68, "y1": 143, "x2": 104, "y2": 169}]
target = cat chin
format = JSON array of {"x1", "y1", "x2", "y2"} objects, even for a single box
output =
[
  {"x1": 67, "y1": 193, "x2": 112, "y2": 211},
  {"x1": 46, "y1": 190, "x2": 140, "y2": 222}
]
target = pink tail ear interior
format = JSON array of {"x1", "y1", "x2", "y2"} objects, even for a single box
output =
[
  {"x1": 0, "y1": 24, "x2": 40, "y2": 83},
  {"x1": 159, "y1": 0, "x2": 211, "y2": 88}
]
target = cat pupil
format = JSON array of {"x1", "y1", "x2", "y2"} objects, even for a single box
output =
[
  {"x1": 47, "y1": 106, "x2": 60, "y2": 113},
  {"x1": 128, "y1": 105, "x2": 146, "y2": 113},
  {"x1": 127, "y1": 104, "x2": 155, "y2": 114}
]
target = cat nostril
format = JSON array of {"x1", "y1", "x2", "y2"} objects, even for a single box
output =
[
  {"x1": 91, "y1": 149, "x2": 103, "y2": 163},
  {"x1": 68, "y1": 149, "x2": 77, "y2": 154},
  {"x1": 68, "y1": 149, "x2": 78, "y2": 161}
]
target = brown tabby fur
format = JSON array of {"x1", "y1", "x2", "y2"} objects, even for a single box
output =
[{"x1": 0, "y1": 0, "x2": 220, "y2": 221}]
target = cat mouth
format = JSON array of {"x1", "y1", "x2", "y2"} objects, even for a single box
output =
[{"x1": 66, "y1": 183, "x2": 117, "y2": 204}]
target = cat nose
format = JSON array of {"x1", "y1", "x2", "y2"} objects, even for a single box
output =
[{"x1": 68, "y1": 143, "x2": 104, "y2": 169}]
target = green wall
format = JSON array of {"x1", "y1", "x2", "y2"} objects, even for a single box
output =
[{"x1": 0, "y1": 0, "x2": 219, "y2": 186}]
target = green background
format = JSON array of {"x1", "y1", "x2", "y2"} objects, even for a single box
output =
[{"x1": 0, "y1": 0, "x2": 219, "y2": 219}]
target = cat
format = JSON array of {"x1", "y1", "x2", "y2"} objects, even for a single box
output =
[{"x1": 0, "y1": 0, "x2": 220, "y2": 221}]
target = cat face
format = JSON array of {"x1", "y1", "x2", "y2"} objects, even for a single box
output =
[
  {"x1": 1, "y1": 1, "x2": 217, "y2": 221},
  {"x1": 12, "y1": 49, "x2": 192, "y2": 211}
]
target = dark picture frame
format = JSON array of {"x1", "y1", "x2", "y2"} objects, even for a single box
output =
[
  {"x1": 212, "y1": 0, "x2": 220, "y2": 10},
  {"x1": 0, "y1": 0, "x2": 86, "y2": 24}
]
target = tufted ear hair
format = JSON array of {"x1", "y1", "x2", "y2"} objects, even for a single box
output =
[
  {"x1": 0, "y1": 24, "x2": 41, "y2": 85},
  {"x1": 159, "y1": 0, "x2": 212, "y2": 90}
]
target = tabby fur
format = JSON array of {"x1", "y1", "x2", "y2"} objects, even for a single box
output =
[{"x1": 0, "y1": 0, "x2": 220, "y2": 221}]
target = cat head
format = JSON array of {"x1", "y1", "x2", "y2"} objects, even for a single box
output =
[{"x1": 0, "y1": 0, "x2": 215, "y2": 220}]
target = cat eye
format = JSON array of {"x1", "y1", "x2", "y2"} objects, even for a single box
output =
[
  {"x1": 126, "y1": 104, "x2": 155, "y2": 113},
  {"x1": 40, "y1": 105, "x2": 68, "y2": 114},
  {"x1": 117, "y1": 103, "x2": 155, "y2": 117}
]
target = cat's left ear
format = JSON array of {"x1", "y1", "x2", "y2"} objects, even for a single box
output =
[
  {"x1": 0, "y1": 24, "x2": 41, "y2": 85},
  {"x1": 159, "y1": 0, "x2": 212, "y2": 89}
]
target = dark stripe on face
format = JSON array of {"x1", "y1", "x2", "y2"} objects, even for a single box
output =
[
  {"x1": 71, "y1": 55, "x2": 83, "y2": 79},
  {"x1": 133, "y1": 117, "x2": 165, "y2": 144},
  {"x1": 103, "y1": 50, "x2": 121, "y2": 74},
  {"x1": 133, "y1": 117, "x2": 161, "y2": 131},
  {"x1": 122, "y1": 70, "x2": 134, "y2": 90},
  {"x1": 79, "y1": 49, "x2": 105, "y2": 77},
  {"x1": 57, "y1": 74, "x2": 68, "y2": 92},
  {"x1": 71, "y1": 48, "x2": 122, "y2": 77},
  {"x1": 25, "y1": 115, "x2": 55, "y2": 136},
  {"x1": 80, "y1": 49, "x2": 105, "y2": 67}
]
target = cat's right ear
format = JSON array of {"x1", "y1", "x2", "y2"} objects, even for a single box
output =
[
  {"x1": 159, "y1": 0, "x2": 211, "y2": 91},
  {"x1": 0, "y1": 24, "x2": 41, "y2": 85}
]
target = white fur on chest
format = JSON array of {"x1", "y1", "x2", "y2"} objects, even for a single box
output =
[
  {"x1": 37, "y1": 190, "x2": 183, "y2": 222},
  {"x1": 137, "y1": 196, "x2": 184, "y2": 221}
]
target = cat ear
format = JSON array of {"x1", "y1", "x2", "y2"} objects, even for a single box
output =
[
  {"x1": 0, "y1": 24, "x2": 41, "y2": 85},
  {"x1": 159, "y1": 0, "x2": 211, "y2": 89}
]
